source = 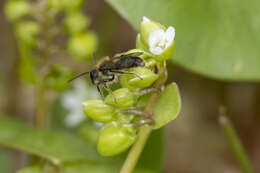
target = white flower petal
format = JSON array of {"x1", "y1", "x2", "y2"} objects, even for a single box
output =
[
  {"x1": 62, "y1": 93, "x2": 78, "y2": 108},
  {"x1": 149, "y1": 46, "x2": 163, "y2": 55},
  {"x1": 165, "y1": 26, "x2": 175, "y2": 48},
  {"x1": 61, "y1": 79, "x2": 99, "y2": 128},
  {"x1": 142, "y1": 16, "x2": 150, "y2": 23},
  {"x1": 148, "y1": 29, "x2": 165, "y2": 47},
  {"x1": 65, "y1": 110, "x2": 86, "y2": 127}
]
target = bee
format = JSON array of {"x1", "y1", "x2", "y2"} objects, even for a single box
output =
[{"x1": 68, "y1": 52, "x2": 145, "y2": 98}]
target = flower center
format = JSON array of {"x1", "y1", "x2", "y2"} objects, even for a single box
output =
[{"x1": 156, "y1": 39, "x2": 167, "y2": 49}]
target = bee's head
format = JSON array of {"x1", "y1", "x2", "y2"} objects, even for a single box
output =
[{"x1": 90, "y1": 69, "x2": 99, "y2": 84}]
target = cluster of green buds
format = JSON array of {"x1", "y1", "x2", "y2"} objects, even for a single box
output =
[
  {"x1": 82, "y1": 16, "x2": 176, "y2": 156},
  {"x1": 4, "y1": 0, "x2": 97, "y2": 90}
]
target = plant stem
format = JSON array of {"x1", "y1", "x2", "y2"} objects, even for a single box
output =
[
  {"x1": 120, "y1": 62, "x2": 167, "y2": 173},
  {"x1": 219, "y1": 107, "x2": 254, "y2": 173},
  {"x1": 120, "y1": 125, "x2": 152, "y2": 173},
  {"x1": 35, "y1": 0, "x2": 52, "y2": 129},
  {"x1": 35, "y1": 75, "x2": 47, "y2": 129}
]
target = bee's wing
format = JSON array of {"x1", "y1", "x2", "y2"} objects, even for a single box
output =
[
  {"x1": 125, "y1": 52, "x2": 143, "y2": 57},
  {"x1": 112, "y1": 52, "x2": 143, "y2": 59}
]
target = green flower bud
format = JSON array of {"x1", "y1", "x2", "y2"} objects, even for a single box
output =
[
  {"x1": 49, "y1": 0, "x2": 83, "y2": 12},
  {"x1": 45, "y1": 65, "x2": 74, "y2": 91},
  {"x1": 125, "y1": 48, "x2": 153, "y2": 60},
  {"x1": 15, "y1": 21, "x2": 40, "y2": 46},
  {"x1": 125, "y1": 48, "x2": 145, "y2": 57},
  {"x1": 67, "y1": 32, "x2": 98, "y2": 60},
  {"x1": 139, "y1": 16, "x2": 175, "y2": 61},
  {"x1": 116, "y1": 113, "x2": 135, "y2": 124},
  {"x1": 4, "y1": 0, "x2": 31, "y2": 22},
  {"x1": 49, "y1": 0, "x2": 62, "y2": 11},
  {"x1": 104, "y1": 88, "x2": 139, "y2": 108},
  {"x1": 144, "y1": 58, "x2": 157, "y2": 67},
  {"x1": 49, "y1": 0, "x2": 63, "y2": 11},
  {"x1": 97, "y1": 122, "x2": 136, "y2": 156},
  {"x1": 82, "y1": 100, "x2": 116, "y2": 123},
  {"x1": 63, "y1": 0, "x2": 83, "y2": 12},
  {"x1": 64, "y1": 12, "x2": 90, "y2": 35},
  {"x1": 136, "y1": 34, "x2": 147, "y2": 51},
  {"x1": 153, "y1": 42, "x2": 175, "y2": 61},
  {"x1": 79, "y1": 122, "x2": 99, "y2": 145},
  {"x1": 135, "y1": 93, "x2": 152, "y2": 108},
  {"x1": 120, "y1": 67, "x2": 159, "y2": 89}
]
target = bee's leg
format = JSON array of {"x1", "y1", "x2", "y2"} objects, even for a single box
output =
[
  {"x1": 132, "y1": 119, "x2": 154, "y2": 127},
  {"x1": 110, "y1": 70, "x2": 143, "y2": 80},
  {"x1": 103, "y1": 83, "x2": 117, "y2": 103},
  {"x1": 139, "y1": 87, "x2": 162, "y2": 96},
  {"x1": 120, "y1": 109, "x2": 155, "y2": 127},
  {"x1": 120, "y1": 108, "x2": 154, "y2": 120},
  {"x1": 96, "y1": 85, "x2": 104, "y2": 99}
]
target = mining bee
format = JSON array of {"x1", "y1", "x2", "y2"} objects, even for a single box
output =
[{"x1": 68, "y1": 52, "x2": 145, "y2": 98}]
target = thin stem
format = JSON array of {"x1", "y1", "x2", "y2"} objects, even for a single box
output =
[
  {"x1": 35, "y1": 0, "x2": 53, "y2": 129},
  {"x1": 120, "y1": 62, "x2": 167, "y2": 173},
  {"x1": 120, "y1": 125, "x2": 152, "y2": 173},
  {"x1": 218, "y1": 107, "x2": 254, "y2": 173},
  {"x1": 35, "y1": 76, "x2": 47, "y2": 129}
]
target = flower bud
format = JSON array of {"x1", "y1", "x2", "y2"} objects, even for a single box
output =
[
  {"x1": 97, "y1": 122, "x2": 136, "y2": 156},
  {"x1": 116, "y1": 113, "x2": 135, "y2": 124},
  {"x1": 120, "y1": 67, "x2": 158, "y2": 89},
  {"x1": 136, "y1": 34, "x2": 147, "y2": 51},
  {"x1": 49, "y1": 0, "x2": 64, "y2": 11},
  {"x1": 64, "y1": 12, "x2": 89, "y2": 35},
  {"x1": 4, "y1": 0, "x2": 31, "y2": 22},
  {"x1": 63, "y1": 0, "x2": 83, "y2": 12},
  {"x1": 45, "y1": 65, "x2": 74, "y2": 91},
  {"x1": 49, "y1": 0, "x2": 83, "y2": 12},
  {"x1": 104, "y1": 88, "x2": 139, "y2": 108},
  {"x1": 124, "y1": 48, "x2": 145, "y2": 58},
  {"x1": 82, "y1": 100, "x2": 116, "y2": 123},
  {"x1": 67, "y1": 32, "x2": 98, "y2": 60},
  {"x1": 79, "y1": 122, "x2": 99, "y2": 145},
  {"x1": 139, "y1": 16, "x2": 175, "y2": 61},
  {"x1": 153, "y1": 42, "x2": 175, "y2": 61},
  {"x1": 15, "y1": 21, "x2": 40, "y2": 46}
]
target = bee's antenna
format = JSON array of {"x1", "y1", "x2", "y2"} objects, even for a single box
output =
[
  {"x1": 68, "y1": 71, "x2": 90, "y2": 83},
  {"x1": 92, "y1": 52, "x2": 96, "y2": 65}
]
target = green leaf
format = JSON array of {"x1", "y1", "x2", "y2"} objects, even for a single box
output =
[
  {"x1": 0, "y1": 147, "x2": 12, "y2": 173},
  {"x1": 136, "y1": 128, "x2": 164, "y2": 172},
  {"x1": 17, "y1": 166, "x2": 42, "y2": 173},
  {"x1": 0, "y1": 115, "x2": 103, "y2": 163},
  {"x1": 106, "y1": 0, "x2": 260, "y2": 81},
  {"x1": 17, "y1": 164, "x2": 117, "y2": 173},
  {"x1": 17, "y1": 163, "x2": 156, "y2": 173},
  {"x1": 153, "y1": 83, "x2": 181, "y2": 129},
  {"x1": 16, "y1": 130, "x2": 164, "y2": 173}
]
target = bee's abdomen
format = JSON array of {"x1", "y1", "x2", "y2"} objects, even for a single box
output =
[{"x1": 114, "y1": 57, "x2": 143, "y2": 69}]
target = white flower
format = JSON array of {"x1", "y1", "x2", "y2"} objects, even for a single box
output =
[
  {"x1": 148, "y1": 26, "x2": 175, "y2": 55},
  {"x1": 142, "y1": 16, "x2": 150, "y2": 23},
  {"x1": 62, "y1": 80, "x2": 99, "y2": 127}
]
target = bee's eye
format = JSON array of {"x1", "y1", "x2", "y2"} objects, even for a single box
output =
[
  {"x1": 95, "y1": 70, "x2": 99, "y2": 77},
  {"x1": 90, "y1": 69, "x2": 99, "y2": 82}
]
